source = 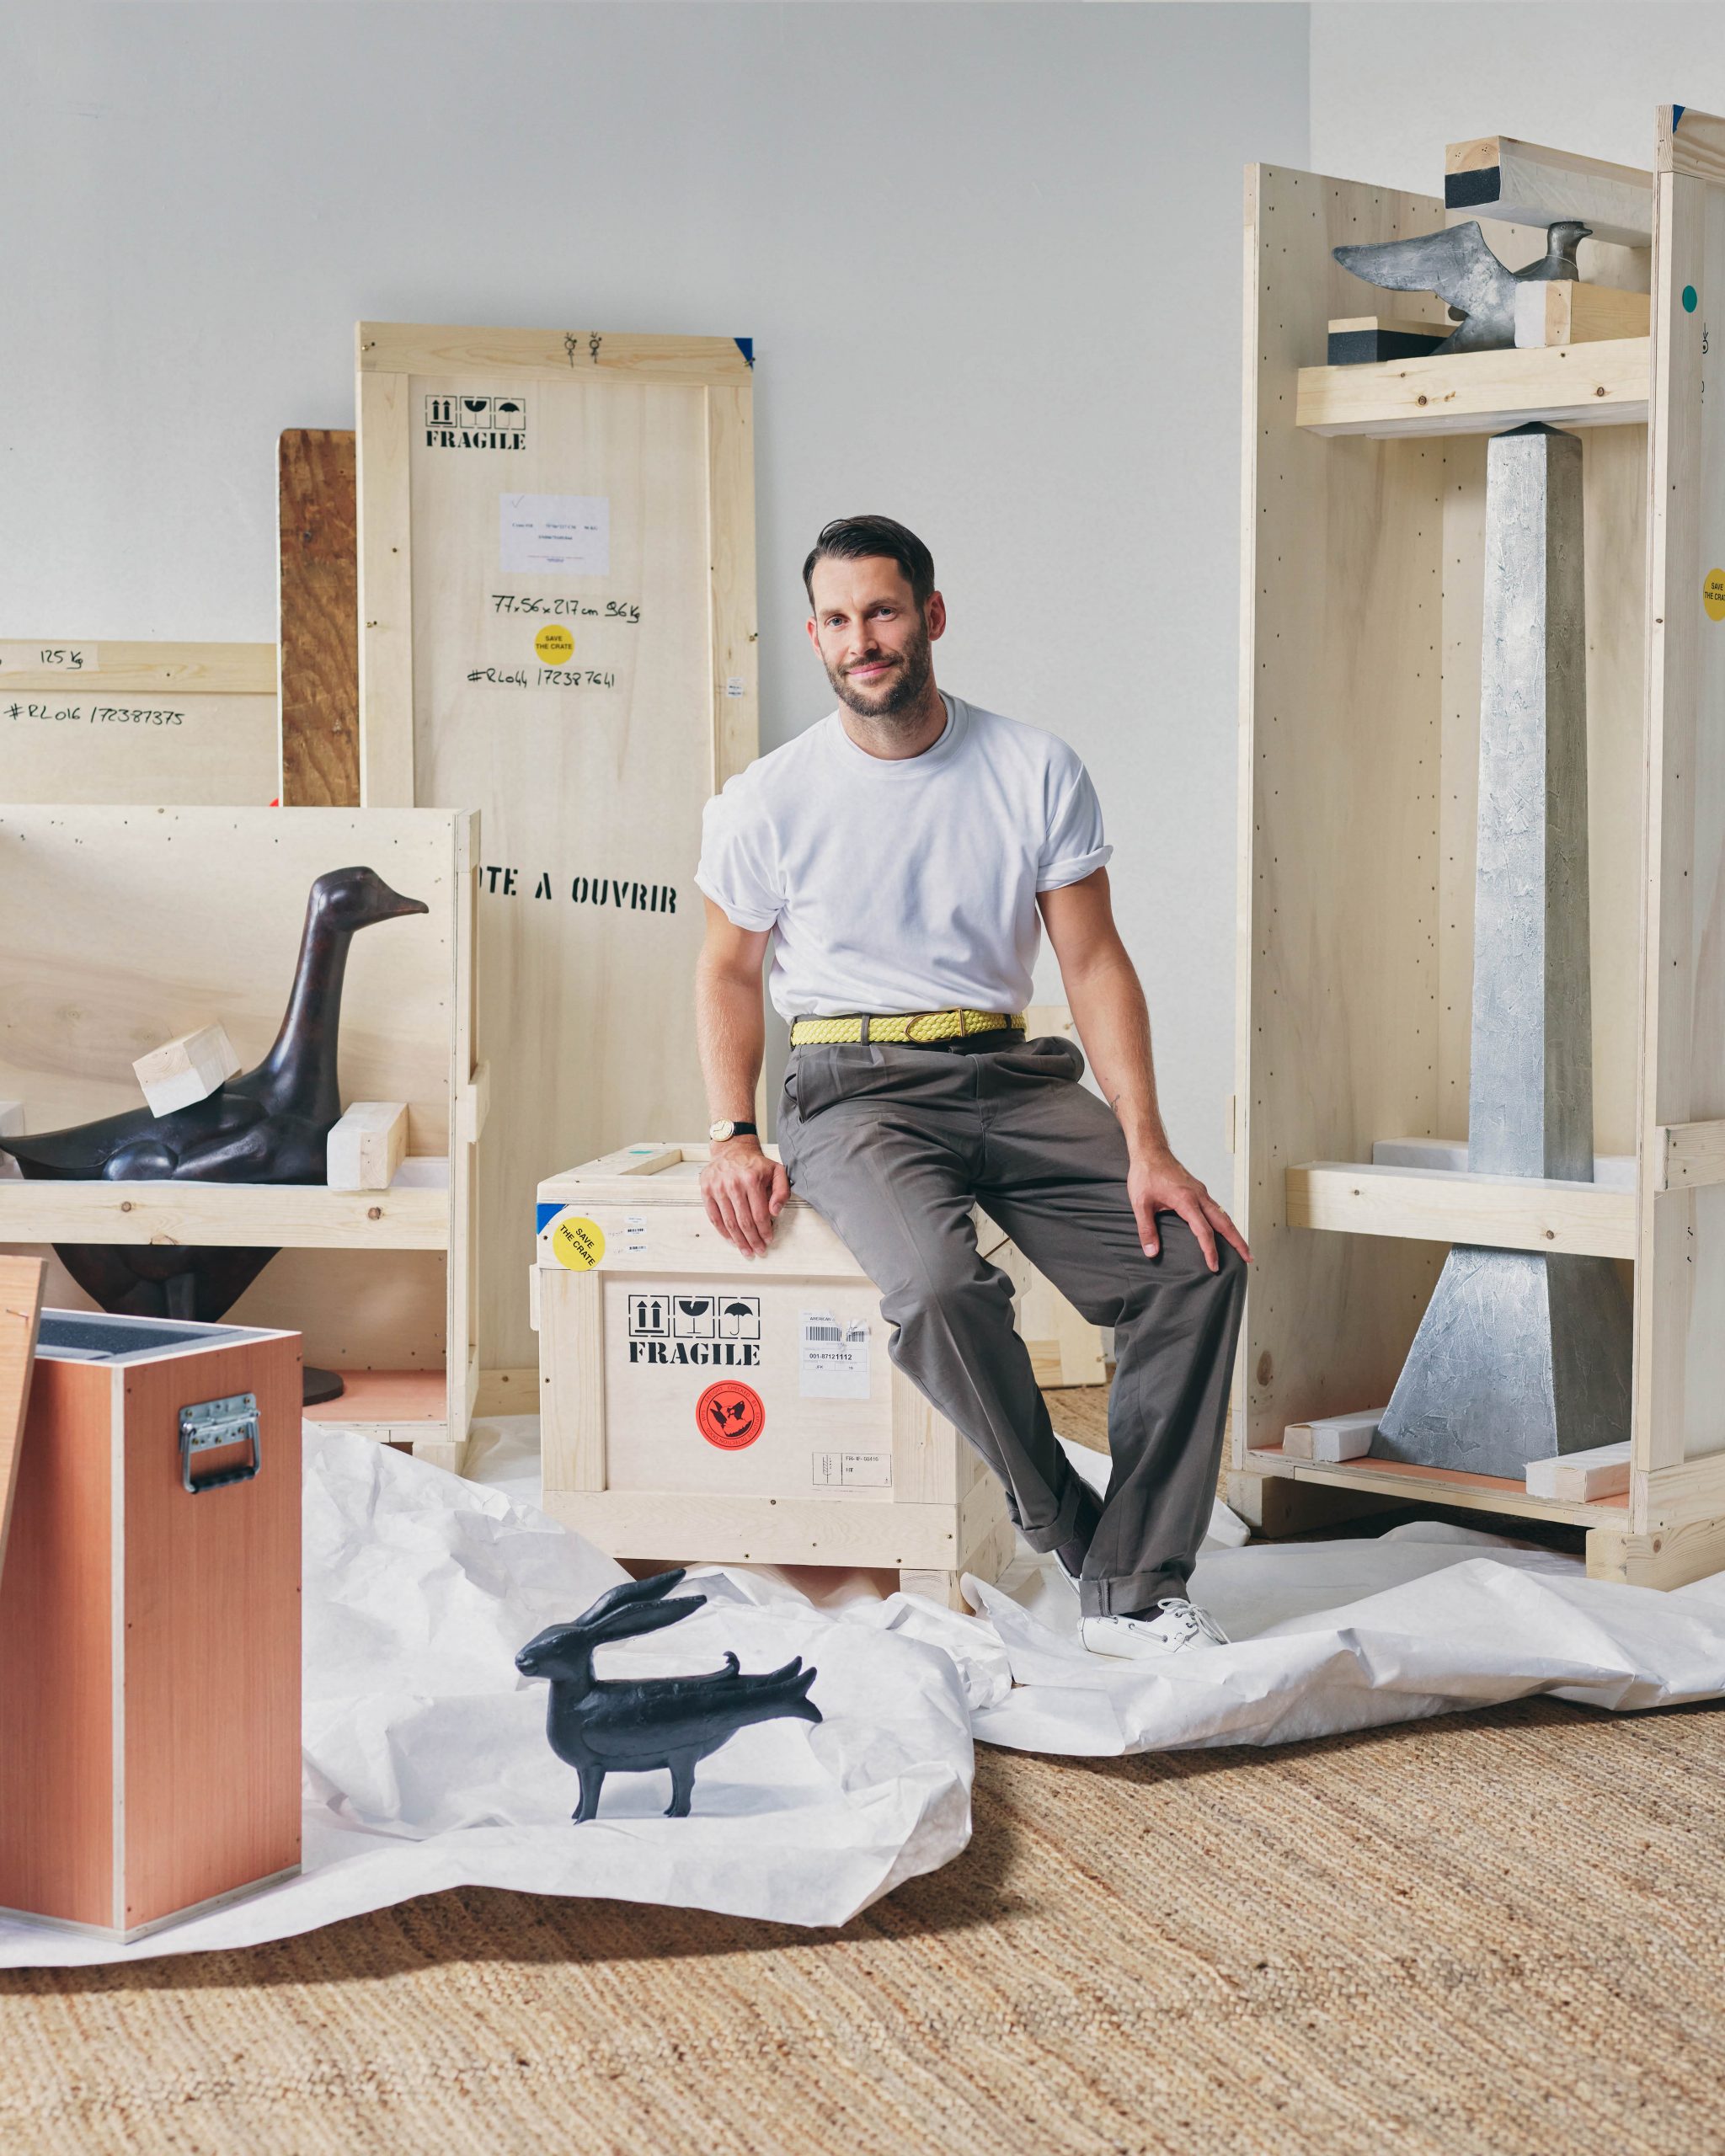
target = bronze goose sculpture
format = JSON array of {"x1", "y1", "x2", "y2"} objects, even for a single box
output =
[{"x1": 0, "y1": 866, "x2": 429, "y2": 1354}]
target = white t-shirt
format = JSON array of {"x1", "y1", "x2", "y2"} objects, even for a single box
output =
[{"x1": 695, "y1": 692, "x2": 1112, "y2": 1022}]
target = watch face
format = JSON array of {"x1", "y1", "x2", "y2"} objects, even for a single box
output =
[{"x1": 710, "y1": 1120, "x2": 734, "y2": 1141}]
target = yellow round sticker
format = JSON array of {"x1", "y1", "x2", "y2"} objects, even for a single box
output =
[
  {"x1": 535, "y1": 624, "x2": 575, "y2": 665},
  {"x1": 1706, "y1": 568, "x2": 1725, "y2": 622},
  {"x1": 550, "y1": 1214, "x2": 606, "y2": 1271}
]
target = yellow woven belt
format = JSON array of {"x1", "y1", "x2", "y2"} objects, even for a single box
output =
[{"x1": 789, "y1": 1007, "x2": 1026, "y2": 1047}]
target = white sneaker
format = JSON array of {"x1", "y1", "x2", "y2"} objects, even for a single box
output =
[{"x1": 1079, "y1": 1598, "x2": 1231, "y2": 1660}]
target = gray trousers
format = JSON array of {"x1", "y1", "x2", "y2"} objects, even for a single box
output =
[{"x1": 777, "y1": 1033, "x2": 1247, "y2": 1618}]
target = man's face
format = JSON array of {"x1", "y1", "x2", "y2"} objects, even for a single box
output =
[{"x1": 805, "y1": 556, "x2": 945, "y2": 722}]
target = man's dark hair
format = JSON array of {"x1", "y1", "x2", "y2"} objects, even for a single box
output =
[{"x1": 803, "y1": 515, "x2": 935, "y2": 611}]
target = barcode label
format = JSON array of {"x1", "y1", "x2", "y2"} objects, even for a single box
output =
[{"x1": 799, "y1": 1310, "x2": 871, "y2": 1399}]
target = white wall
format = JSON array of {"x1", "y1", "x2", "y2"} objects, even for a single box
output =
[
  {"x1": 1311, "y1": 2, "x2": 1725, "y2": 189},
  {"x1": 1, "y1": 2, "x2": 1307, "y2": 1191}
]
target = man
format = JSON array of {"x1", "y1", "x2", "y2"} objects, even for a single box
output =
[{"x1": 693, "y1": 515, "x2": 1248, "y2": 1659}]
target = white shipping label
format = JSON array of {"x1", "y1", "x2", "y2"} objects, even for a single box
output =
[
  {"x1": 812, "y1": 1451, "x2": 891, "y2": 1489},
  {"x1": 623, "y1": 1210, "x2": 648, "y2": 1253},
  {"x1": 798, "y1": 1310, "x2": 871, "y2": 1400},
  {"x1": 499, "y1": 493, "x2": 611, "y2": 576}
]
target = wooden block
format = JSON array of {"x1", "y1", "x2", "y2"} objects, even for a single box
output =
[
  {"x1": 1514, "y1": 280, "x2": 1652, "y2": 349},
  {"x1": 1445, "y1": 135, "x2": 1653, "y2": 248},
  {"x1": 278, "y1": 429, "x2": 360, "y2": 808},
  {"x1": 132, "y1": 1023, "x2": 241, "y2": 1115},
  {"x1": 1525, "y1": 1441, "x2": 1632, "y2": 1502},
  {"x1": 1295, "y1": 339, "x2": 1648, "y2": 440},
  {"x1": 1282, "y1": 1410, "x2": 1381, "y2": 1463},
  {"x1": 1327, "y1": 315, "x2": 1451, "y2": 366},
  {"x1": 0, "y1": 1312, "x2": 301, "y2": 1939},
  {"x1": 325, "y1": 1100, "x2": 409, "y2": 1191},
  {"x1": 0, "y1": 1256, "x2": 43, "y2": 1592}
]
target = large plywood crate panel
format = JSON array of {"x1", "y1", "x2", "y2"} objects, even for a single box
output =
[
  {"x1": 356, "y1": 325, "x2": 758, "y2": 1388},
  {"x1": 0, "y1": 806, "x2": 483, "y2": 1467},
  {"x1": 1231, "y1": 108, "x2": 1725, "y2": 1586},
  {"x1": 0, "y1": 641, "x2": 279, "y2": 808},
  {"x1": 534, "y1": 1145, "x2": 1017, "y2": 1610}
]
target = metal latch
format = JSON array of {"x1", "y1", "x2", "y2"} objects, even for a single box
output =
[{"x1": 179, "y1": 1392, "x2": 262, "y2": 1495}]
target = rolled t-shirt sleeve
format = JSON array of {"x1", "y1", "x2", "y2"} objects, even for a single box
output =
[
  {"x1": 695, "y1": 781, "x2": 782, "y2": 931},
  {"x1": 1036, "y1": 754, "x2": 1114, "y2": 891}
]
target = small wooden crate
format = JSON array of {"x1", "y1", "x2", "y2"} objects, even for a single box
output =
[
  {"x1": 533, "y1": 1145, "x2": 1017, "y2": 1610},
  {"x1": 0, "y1": 1309, "x2": 302, "y2": 1940}
]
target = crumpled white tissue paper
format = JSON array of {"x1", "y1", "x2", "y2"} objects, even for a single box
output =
[{"x1": 0, "y1": 1430, "x2": 975, "y2": 1969}]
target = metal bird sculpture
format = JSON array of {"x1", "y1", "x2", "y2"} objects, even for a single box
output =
[
  {"x1": 1332, "y1": 219, "x2": 1593, "y2": 354},
  {"x1": 515, "y1": 1569, "x2": 823, "y2": 1822},
  {"x1": 0, "y1": 867, "x2": 429, "y2": 1356}
]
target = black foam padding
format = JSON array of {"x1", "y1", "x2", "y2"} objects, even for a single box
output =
[
  {"x1": 36, "y1": 1312, "x2": 222, "y2": 1360},
  {"x1": 1445, "y1": 168, "x2": 1501, "y2": 211}
]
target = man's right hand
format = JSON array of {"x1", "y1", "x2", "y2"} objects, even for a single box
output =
[{"x1": 700, "y1": 1139, "x2": 789, "y2": 1259}]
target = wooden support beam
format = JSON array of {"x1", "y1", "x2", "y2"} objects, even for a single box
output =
[
  {"x1": 1445, "y1": 134, "x2": 1653, "y2": 246},
  {"x1": 1296, "y1": 339, "x2": 1648, "y2": 439},
  {"x1": 1514, "y1": 280, "x2": 1652, "y2": 348},
  {"x1": 1525, "y1": 1442, "x2": 1632, "y2": 1502},
  {"x1": 1588, "y1": 1517, "x2": 1725, "y2": 1589},
  {"x1": 1225, "y1": 1469, "x2": 1397, "y2": 1539},
  {"x1": 132, "y1": 1024, "x2": 241, "y2": 1116},
  {"x1": 1286, "y1": 1161, "x2": 1637, "y2": 1259},
  {"x1": 278, "y1": 429, "x2": 360, "y2": 808},
  {"x1": 1657, "y1": 1119, "x2": 1725, "y2": 1191},
  {"x1": 324, "y1": 1101, "x2": 409, "y2": 1192},
  {"x1": 1282, "y1": 1410, "x2": 1381, "y2": 1463}
]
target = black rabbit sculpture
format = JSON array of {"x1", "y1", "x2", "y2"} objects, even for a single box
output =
[{"x1": 515, "y1": 1570, "x2": 822, "y2": 1823}]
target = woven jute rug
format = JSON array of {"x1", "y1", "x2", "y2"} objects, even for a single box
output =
[{"x1": 3, "y1": 1398, "x2": 1722, "y2": 2155}]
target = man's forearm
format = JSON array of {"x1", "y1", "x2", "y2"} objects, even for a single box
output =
[
  {"x1": 1064, "y1": 950, "x2": 1171, "y2": 1163},
  {"x1": 696, "y1": 954, "x2": 766, "y2": 1123}
]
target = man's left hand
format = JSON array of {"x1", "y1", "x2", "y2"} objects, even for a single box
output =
[{"x1": 1129, "y1": 1150, "x2": 1251, "y2": 1272}]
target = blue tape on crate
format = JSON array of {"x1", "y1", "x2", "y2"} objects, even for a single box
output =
[
  {"x1": 536, "y1": 1202, "x2": 565, "y2": 1235},
  {"x1": 734, "y1": 337, "x2": 755, "y2": 367}
]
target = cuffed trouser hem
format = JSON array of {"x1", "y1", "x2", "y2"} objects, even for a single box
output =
[
  {"x1": 1078, "y1": 1566, "x2": 1188, "y2": 1620},
  {"x1": 1012, "y1": 1473, "x2": 1089, "y2": 1556}
]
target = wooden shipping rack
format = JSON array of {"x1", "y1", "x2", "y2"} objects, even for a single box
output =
[{"x1": 1233, "y1": 107, "x2": 1725, "y2": 1587}]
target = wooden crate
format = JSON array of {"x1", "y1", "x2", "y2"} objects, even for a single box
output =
[
  {"x1": 355, "y1": 324, "x2": 758, "y2": 1395},
  {"x1": 0, "y1": 640, "x2": 279, "y2": 807},
  {"x1": 1232, "y1": 108, "x2": 1725, "y2": 1587},
  {"x1": 0, "y1": 806, "x2": 483, "y2": 1470},
  {"x1": 533, "y1": 1145, "x2": 1017, "y2": 1610},
  {"x1": 0, "y1": 1309, "x2": 301, "y2": 1940}
]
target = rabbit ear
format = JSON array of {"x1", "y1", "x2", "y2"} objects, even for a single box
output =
[
  {"x1": 569, "y1": 1568, "x2": 687, "y2": 1633},
  {"x1": 591, "y1": 1592, "x2": 707, "y2": 1642}
]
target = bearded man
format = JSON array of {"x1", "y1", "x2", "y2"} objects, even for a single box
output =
[{"x1": 692, "y1": 515, "x2": 1247, "y2": 1658}]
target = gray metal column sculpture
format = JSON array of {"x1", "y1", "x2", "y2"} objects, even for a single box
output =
[{"x1": 1373, "y1": 423, "x2": 1632, "y2": 1478}]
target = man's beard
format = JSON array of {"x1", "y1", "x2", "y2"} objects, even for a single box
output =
[{"x1": 826, "y1": 612, "x2": 933, "y2": 724}]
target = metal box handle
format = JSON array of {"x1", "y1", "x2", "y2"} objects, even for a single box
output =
[{"x1": 179, "y1": 1392, "x2": 262, "y2": 1494}]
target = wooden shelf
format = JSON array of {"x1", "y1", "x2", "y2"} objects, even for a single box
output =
[
  {"x1": 1295, "y1": 337, "x2": 1648, "y2": 438},
  {"x1": 1286, "y1": 1161, "x2": 1636, "y2": 1258},
  {"x1": 1246, "y1": 1445, "x2": 1627, "y2": 1529},
  {"x1": 0, "y1": 1172, "x2": 450, "y2": 1251}
]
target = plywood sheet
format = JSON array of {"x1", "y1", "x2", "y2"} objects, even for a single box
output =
[
  {"x1": 278, "y1": 430, "x2": 360, "y2": 808},
  {"x1": 0, "y1": 643, "x2": 278, "y2": 808},
  {"x1": 359, "y1": 326, "x2": 757, "y2": 1374}
]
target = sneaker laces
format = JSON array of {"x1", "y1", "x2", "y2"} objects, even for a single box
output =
[{"x1": 1155, "y1": 1597, "x2": 1229, "y2": 1646}]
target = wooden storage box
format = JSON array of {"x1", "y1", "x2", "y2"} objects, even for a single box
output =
[
  {"x1": 1233, "y1": 109, "x2": 1725, "y2": 1586},
  {"x1": 0, "y1": 805, "x2": 483, "y2": 1470},
  {"x1": 0, "y1": 1308, "x2": 301, "y2": 1940},
  {"x1": 533, "y1": 1144, "x2": 1017, "y2": 1609}
]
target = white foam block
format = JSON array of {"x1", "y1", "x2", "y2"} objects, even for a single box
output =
[
  {"x1": 325, "y1": 1101, "x2": 409, "y2": 1191},
  {"x1": 1283, "y1": 1410, "x2": 1383, "y2": 1463},
  {"x1": 1525, "y1": 1441, "x2": 1632, "y2": 1502},
  {"x1": 133, "y1": 1025, "x2": 241, "y2": 1116}
]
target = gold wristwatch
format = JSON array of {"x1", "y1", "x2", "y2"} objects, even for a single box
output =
[{"x1": 708, "y1": 1118, "x2": 759, "y2": 1143}]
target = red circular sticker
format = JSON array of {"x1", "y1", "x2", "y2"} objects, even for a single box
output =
[{"x1": 697, "y1": 1380, "x2": 765, "y2": 1450}]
